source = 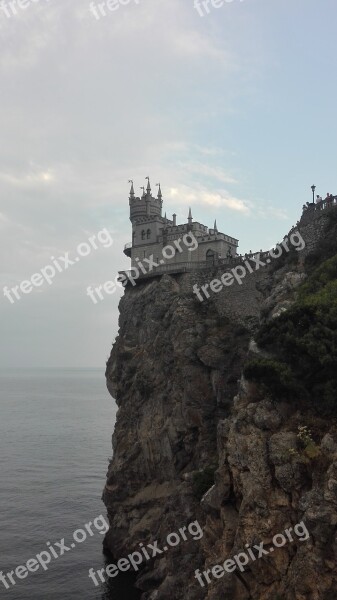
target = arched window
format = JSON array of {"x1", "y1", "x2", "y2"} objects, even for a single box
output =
[
  {"x1": 141, "y1": 230, "x2": 146, "y2": 240},
  {"x1": 206, "y1": 249, "x2": 216, "y2": 265},
  {"x1": 147, "y1": 229, "x2": 151, "y2": 239}
]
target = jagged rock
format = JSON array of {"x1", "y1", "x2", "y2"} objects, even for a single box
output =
[{"x1": 103, "y1": 209, "x2": 337, "y2": 599}]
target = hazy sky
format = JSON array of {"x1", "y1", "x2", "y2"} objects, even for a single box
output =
[{"x1": 0, "y1": 0, "x2": 336, "y2": 368}]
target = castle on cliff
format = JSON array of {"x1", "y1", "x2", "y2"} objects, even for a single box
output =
[{"x1": 123, "y1": 178, "x2": 239, "y2": 277}]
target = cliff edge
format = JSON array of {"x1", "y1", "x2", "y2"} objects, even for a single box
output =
[{"x1": 104, "y1": 206, "x2": 337, "y2": 599}]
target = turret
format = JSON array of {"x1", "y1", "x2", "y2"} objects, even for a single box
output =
[
  {"x1": 128, "y1": 179, "x2": 135, "y2": 199},
  {"x1": 187, "y1": 207, "x2": 193, "y2": 230},
  {"x1": 156, "y1": 182, "x2": 162, "y2": 202},
  {"x1": 129, "y1": 178, "x2": 163, "y2": 225}
]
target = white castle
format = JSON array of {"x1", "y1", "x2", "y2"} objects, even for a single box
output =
[{"x1": 123, "y1": 177, "x2": 239, "y2": 277}]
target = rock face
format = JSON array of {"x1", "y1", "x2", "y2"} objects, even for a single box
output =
[{"x1": 104, "y1": 209, "x2": 337, "y2": 599}]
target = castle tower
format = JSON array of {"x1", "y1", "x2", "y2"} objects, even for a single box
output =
[
  {"x1": 123, "y1": 179, "x2": 239, "y2": 271},
  {"x1": 125, "y1": 177, "x2": 165, "y2": 263},
  {"x1": 129, "y1": 177, "x2": 163, "y2": 225}
]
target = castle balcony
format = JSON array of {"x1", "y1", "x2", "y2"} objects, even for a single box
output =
[
  {"x1": 118, "y1": 249, "x2": 281, "y2": 285},
  {"x1": 123, "y1": 242, "x2": 132, "y2": 257},
  {"x1": 118, "y1": 256, "x2": 244, "y2": 284}
]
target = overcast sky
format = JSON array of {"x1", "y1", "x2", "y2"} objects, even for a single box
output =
[{"x1": 0, "y1": 0, "x2": 336, "y2": 368}]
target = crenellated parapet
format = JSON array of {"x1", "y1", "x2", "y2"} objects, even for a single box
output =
[{"x1": 129, "y1": 177, "x2": 163, "y2": 223}]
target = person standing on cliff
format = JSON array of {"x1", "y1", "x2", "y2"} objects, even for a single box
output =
[{"x1": 316, "y1": 194, "x2": 323, "y2": 209}]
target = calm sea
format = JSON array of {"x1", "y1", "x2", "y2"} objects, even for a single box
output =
[{"x1": 0, "y1": 368, "x2": 141, "y2": 600}]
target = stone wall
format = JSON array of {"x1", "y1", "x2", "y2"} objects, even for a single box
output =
[{"x1": 298, "y1": 204, "x2": 331, "y2": 257}]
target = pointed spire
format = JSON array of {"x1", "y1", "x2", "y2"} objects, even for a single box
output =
[
  {"x1": 187, "y1": 207, "x2": 193, "y2": 231},
  {"x1": 214, "y1": 219, "x2": 218, "y2": 232},
  {"x1": 156, "y1": 182, "x2": 162, "y2": 200},
  {"x1": 164, "y1": 212, "x2": 167, "y2": 221},
  {"x1": 145, "y1": 176, "x2": 151, "y2": 195},
  {"x1": 128, "y1": 179, "x2": 135, "y2": 199}
]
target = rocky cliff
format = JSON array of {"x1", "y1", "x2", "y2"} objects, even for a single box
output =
[{"x1": 104, "y1": 206, "x2": 337, "y2": 599}]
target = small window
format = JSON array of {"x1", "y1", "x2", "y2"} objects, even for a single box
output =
[
  {"x1": 141, "y1": 230, "x2": 145, "y2": 240},
  {"x1": 147, "y1": 229, "x2": 151, "y2": 239}
]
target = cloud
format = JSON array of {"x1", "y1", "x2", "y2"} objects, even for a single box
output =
[
  {"x1": 256, "y1": 205, "x2": 289, "y2": 220},
  {"x1": 179, "y1": 161, "x2": 238, "y2": 184},
  {"x1": 0, "y1": 0, "x2": 293, "y2": 367},
  {"x1": 168, "y1": 185, "x2": 250, "y2": 214},
  {"x1": 0, "y1": 167, "x2": 55, "y2": 188},
  {"x1": 0, "y1": 212, "x2": 10, "y2": 230},
  {"x1": 194, "y1": 145, "x2": 227, "y2": 156},
  {"x1": 171, "y1": 29, "x2": 234, "y2": 65}
]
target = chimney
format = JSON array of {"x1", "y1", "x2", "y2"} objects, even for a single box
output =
[{"x1": 172, "y1": 213, "x2": 177, "y2": 226}]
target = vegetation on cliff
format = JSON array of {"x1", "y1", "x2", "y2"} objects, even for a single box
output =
[{"x1": 244, "y1": 210, "x2": 337, "y2": 413}]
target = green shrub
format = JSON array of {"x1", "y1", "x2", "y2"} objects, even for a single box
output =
[
  {"x1": 288, "y1": 426, "x2": 320, "y2": 461},
  {"x1": 243, "y1": 358, "x2": 299, "y2": 399},
  {"x1": 247, "y1": 250, "x2": 337, "y2": 412}
]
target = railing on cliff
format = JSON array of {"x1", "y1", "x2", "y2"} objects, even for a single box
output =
[
  {"x1": 119, "y1": 250, "x2": 274, "y2": 282},
  {"x1": 304, "y1": 196, "x2": 337, "y2": 213}
]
